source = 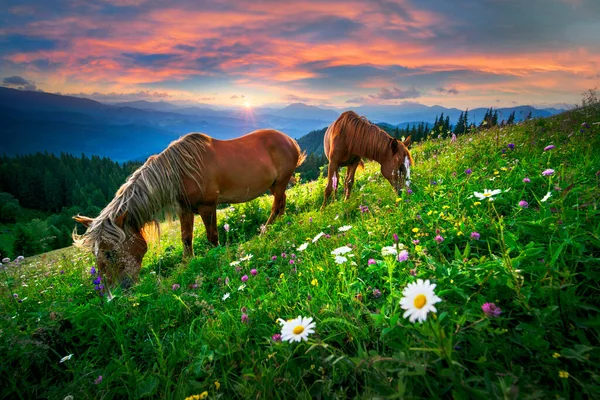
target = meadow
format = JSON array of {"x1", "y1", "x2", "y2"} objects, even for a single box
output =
[{"x1": 1, "y1": 105, "x2": 599, "y2": 399}]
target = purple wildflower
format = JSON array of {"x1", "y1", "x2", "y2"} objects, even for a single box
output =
[
  {"x1": 272, "y1": 333, "x2": 282, "y2": 342},
  {"x1": 507, "y1": 143, "x2": 515, "y2": 149},
  {"x1": 90, "y1": 266, "x2": 96, "y2": 275},
  {"x1": 13, "y1": 293, "x2": 18, "y2": 298},
  {"x1": 289, "y1": 259, "x2": 295, "y2": 265},
  {"x1": 223, "y1": 223, "x2": 230, "y2": 233},
  {"x1": 393, "y1": 233, "x2": 399, "y2": 243},
  {"x1": 271, "y1": 255, "x2": 277, "y2": 261},
  {"x1": 465, "y1": 168, "x2": 473, "y2": 175},
  {"x1": 501, "y1": 149, "x2": 506, "y2": 154},
  {"x1": 281, "y1": 252, "x2": 287, "y2": 258},
  {"x1": 407, "y1": 188, "x2": 413, "y2": 194},
  {"x1": 241, "y1": 313, "x2": 249, "y2": 324},
  {"x1": 523, "y1": 177, "x2": 531, "y2": 183},
  {"x1": 172, "y1": 284, "x2": 180, "y2": 290},
  {"x1": 94, "y1": 376, "x2": 103, "y2": 385},
  {"x1": 434, "y1": 235, "x2": 444, "y2": 244},
  {"x1": 482, "y1": 302, "x2": 502, "y2": 317},
  {"x1": 518, "y1": 200, "x2": 529, "y2": 208},
  {"x1": 225, "y1": 277, "x2": 230, "y2": 285},
  {"x1": 60, "y1": 270, "x2": 65, "y2": 275},
  {"x1": 470, "y1": 232, "x2": 481, "y2": 240},
  {"x1": 93, "y1": 276, "x2": 102, "y2": 285},
  {"x1": 325, "y1": 234, "x2": 331, "y2": 239},
  {"x1": 250, "y1": 269, "x2": 257, "y2": 276},
  {"x1": 309, "y1": 217, "x2": 313, "y2": 223},
  {"x1": 368, "y1": 258, "x2": 376, "y2": 265},
  {"x1": 372, "y1": 288, "x2": 382, "y2": 298},
  {"x1": 241, "y1": 275, "x2": 248, "y2": 282},
  {"x1": 544, "y1": 145, "x2": 555, "y2": 151},
  {"x1": 397, "y1": 250, "x2": 409, "y2": 262},
  {"x1": 412, "y1": 239, "x2": 420, "y2": 245},
  {"x1": 542, "y1": 169, "x2": 555, "y2": 176}
]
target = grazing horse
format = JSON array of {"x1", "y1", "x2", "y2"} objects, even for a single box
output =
[
  {"x1": 322, "y1": 110, "x2": 413, "y2": 207},
  {"x1": 73, "y1": 129, "x2": 305, "y2": 289}
]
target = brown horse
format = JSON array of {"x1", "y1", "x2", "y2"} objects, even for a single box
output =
[
  {"x1": 73, "y1": 129, "x2": 305, "y2": 289},
  {"x1": 322, "y1": 110, "x2": 413, "y2": 207}
]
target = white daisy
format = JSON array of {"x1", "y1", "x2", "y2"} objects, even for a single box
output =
[
  {"x1": 541, "y1": 192, "x2": 552, "y2": 202},
  {"x1": 338, "y1": 225, "x2": 352, "y2": 232},
  {"x1": 297, "y1": 242, "x2": 309, "y2": 252},
  {"x1": 222, "y1": 293, "x2": 230, "y2": 301},
  {"x1": 59, "y1": 354, "x2": 73, "y2": 363},
  {"x1": 312, "y1": 232, "x2": 325, "y2": 243},
  {"x1": 334, "y1": 255, "x2": 348, "y2": 264},
  {"x1": 399, "y1": 279, "x2": 442, "y2": 323},
  {"x1": 331, "y1": 246, "x2": 352, "y2": 255},
  {"x1": 238, "y1": 284, "x2": 246, "y2": 291},
  {"x1": 474, "y1": 189, "x2": 502, "y2": 201},
  {"x1": 229, "y1": 261, "x2": 240, "y2": 266},
  {"x1": 280, "y1": 316, "x2": 316, "y2": 342},
  {"x1": 239, "y1": 254, "x2": 253, "y2": 261},
  {"x1": 381, "y1": 246, "x2": 398, "y2": 256}
]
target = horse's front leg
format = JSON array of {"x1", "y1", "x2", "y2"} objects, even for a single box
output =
[
  {"x1": 199, "y1": 204, "x2": 219, "y2": 246},
  {"x1": 179, "y1": 210, "x2": 195, "y2": 259}
]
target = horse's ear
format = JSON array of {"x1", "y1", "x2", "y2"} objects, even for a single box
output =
[
  {"x1": 390, "y1": 138, "x2": 400, "y2": 154},
  {"x1": 404, "y1": 136, "x2": 412, "y2": 148},
  {"x1": 114, "y1": 211, "x2": 128, "y2": 229},
  {"x1": 73, "y1": 215, "x2": 94, "y2": 228}
]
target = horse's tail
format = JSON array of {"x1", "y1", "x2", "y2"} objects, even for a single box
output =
[
  {"x1": 292, "y1": 137, "x2": 307, "y2": 168},
  {"x1": 296, "y1": 150, "x2": 307, "y2": 168}
]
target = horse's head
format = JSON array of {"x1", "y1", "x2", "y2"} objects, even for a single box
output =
[
  {"x1": 382, "y1": 136, "x2": 413, "y2": 194},
  {"x1": 74, "y1": 212, "x2": 148, "y2": 290}
]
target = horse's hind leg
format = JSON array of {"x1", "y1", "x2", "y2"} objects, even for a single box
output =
[
  {"x1": 322, "y1": 161, "x2": 339, "y2": 209},
  {"x1": 179, "y1": 210, "x2": 195, "y2": 258},
  {"x1": 344, "y1": 160, "x2": 360, "y2": 200},
  {"x1": 266, "y1": 182, "x2": 288, "y2": 225}
]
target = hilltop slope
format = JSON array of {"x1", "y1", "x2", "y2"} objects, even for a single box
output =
[{"x1": 2, "y1": 105, "x2": 599, "y2": 399}]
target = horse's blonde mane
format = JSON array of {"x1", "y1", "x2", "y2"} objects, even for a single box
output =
[
  {"x1": 73, "y1": 133, "x2": 210, "y2": 250},
  {"x1": 328, "y1": 111, "x2": 414, "y2": 165}
]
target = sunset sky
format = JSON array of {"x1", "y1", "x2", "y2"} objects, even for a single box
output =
[{"x1": 1, "y1": 0, "x2": 599, "y2": 109}]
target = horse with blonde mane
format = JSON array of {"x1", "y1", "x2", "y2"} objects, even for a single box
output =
[
  {"x1": 322, "y1": 110, "x2": 413, "y2": 207},
  {"x1": 74, "y1": 129, "x2": 305, "y2": 290}
]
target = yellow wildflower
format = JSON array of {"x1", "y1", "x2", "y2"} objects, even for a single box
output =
[
  {"x1": 494, "y1": 171, "x2": 499, "y2": 175},
  {"x1": 559, "y1": 371, "x2": 569, "y2": 379},
  {"x1": 185, "y1": 392, "x2": 208, "y2": 400},
  {"x1": 311, "y1": 279, "x2": 318, "y2": 286},
  {"x1": 442, "y1": 205, "x2": 450, "y2": 209},
  {"x1": 396, "y1": 197, "x2": 402, "y2": 202},
  {"x1": 427, "y1": 210, "x2": 433, "y2": 216},
  {"x1": 280, "y1": 273, "x2": 284, "y2": 279},
  {"x1": 552, "y1": 353, "x2": 561, "y2": 359},
  {"x1": 474, "y1": 202, "x2": 481, "y2": 206},
  {"x1": 214, "y1": 381, "x2": 220, "y2": 390},
  {"x1": 457, "y1": 231, "x2": 464, "y2": 236},
  {"x1": 500, "y1": 167, "x2": 508, "y2": 171},
  {"x1": 412, "y1": 228, "x2": 419, "y2": 233}
]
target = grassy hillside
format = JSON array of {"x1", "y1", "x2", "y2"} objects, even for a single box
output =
[{"x1": 1, "y1": 106, "x2": 599, "y2": 399}]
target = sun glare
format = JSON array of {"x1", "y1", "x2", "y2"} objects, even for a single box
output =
[{"x1": 244, "y1": 101, "x2": 251, "y2": 109}]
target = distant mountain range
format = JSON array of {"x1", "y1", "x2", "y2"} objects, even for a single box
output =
[{"x1": 0, "y1": 87, "x2": 565, "y2": 161}]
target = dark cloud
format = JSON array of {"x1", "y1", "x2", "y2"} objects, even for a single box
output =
[
  {"x1": 278, "y1": 16, "x2": 363, "y2": 42},
  {"x1": 1, "y1": 75, "x2": 40, "y2": 91},
  {"x1": 230, "y1": 94, "x2": 245, "y2": 99},
  {"x1": 121, "y1": 52, "x2": 180, "y2": 67},
  {"x1": 436, "y1": 87, "x2": 459, "y2": 95},
  {"x1": 282, "y1": 94, "x2": 313, "y2": 103},
  {"x1": 0, "y1": 35, "x2": 59, "y2": 54},
  {"x1": 372, "y1": 86, "x2": 420, "y2": 100},
  {"x1": 174, "y1": 44, "x2": 196, "y2": 52}
]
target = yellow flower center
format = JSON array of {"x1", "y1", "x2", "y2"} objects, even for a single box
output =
[
  {"x1": 293, "y1": 325, "x2": 305, "y2": 335},
  {"x1": 414, "y1": 294, "x2": 427, "y2": 309},
  {"x1": 483, "y1": 192, "x2": 492, "y2": 197}
]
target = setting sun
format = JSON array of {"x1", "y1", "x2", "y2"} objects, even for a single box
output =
[{"x1": 243, "y1": 101, "x2": 252, "y2": 109}]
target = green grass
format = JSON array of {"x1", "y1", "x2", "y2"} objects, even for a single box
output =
[{"x1": 1, "y1": 106, "x2": 600, "y2": 399}]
